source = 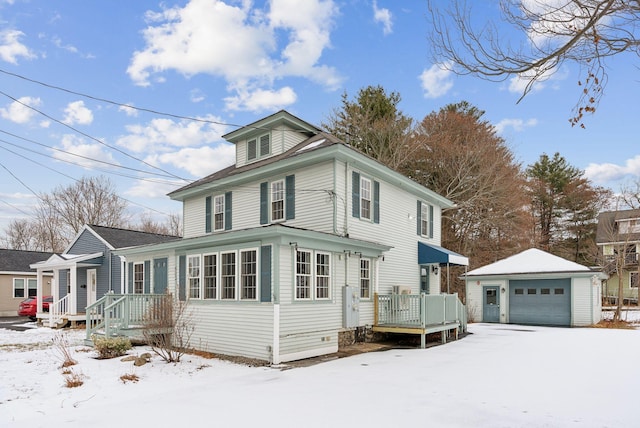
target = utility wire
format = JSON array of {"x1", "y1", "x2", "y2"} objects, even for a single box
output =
[
  {"x1": 0, "y1": 129, "x2": 187, "y2": 182},
  {"x1": 0, "y1": 67, "x2": 321, "y2": 136},
  {"x1": 0, "y1": 90, "x2": 190, "y2": 182}
]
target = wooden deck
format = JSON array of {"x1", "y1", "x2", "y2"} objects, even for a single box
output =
[{"x1": 373, "y1": 293, "x2": 466, "y2": 348}]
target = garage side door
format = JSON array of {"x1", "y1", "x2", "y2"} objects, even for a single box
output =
[{"x1": 509, "y1": 279, "x2": 571, "y2": 326}]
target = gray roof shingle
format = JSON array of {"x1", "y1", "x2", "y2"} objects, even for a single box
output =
[
  {"x1": 0, "y1": 249, "x2": 54, "y2": 272},
  {"x1": 88, "y1": 225, "x2": 180, "y2": 249}
]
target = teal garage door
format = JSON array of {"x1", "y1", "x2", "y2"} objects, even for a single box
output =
[{"x1": 509, "y1": 278, "x2": 571, "y2": 326}]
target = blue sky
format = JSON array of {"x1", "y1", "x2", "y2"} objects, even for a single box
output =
[{"x1": 0, "y1": 0, "x2": 638, "y2": 231}]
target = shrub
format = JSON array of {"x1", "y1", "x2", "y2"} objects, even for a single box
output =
[{"x1": 92, "y1": 335, "x2": 132, "y2": 359}]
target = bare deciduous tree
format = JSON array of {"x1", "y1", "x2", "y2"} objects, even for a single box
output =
[
  {"x1": 427, "y1": 0, "x2": 640, "y2": 126},
  {"x1": 403, "y1": 101, "x2": 531, "y2": 295},
  {"x1": 133, "y1": 212, "x2": 183, "y2": 237}
]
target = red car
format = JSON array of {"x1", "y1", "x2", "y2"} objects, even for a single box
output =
[{"x1": 18, "y1": 296, "x2": 53, "y2": 321}]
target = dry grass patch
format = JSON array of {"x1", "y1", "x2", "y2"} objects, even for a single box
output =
[
  {"x1": 63, "y1": 370, "x2": 84, "y2": 388},
  {"x1": 120, "y1": 373, "x2": 140, "y2": 384},
  {"x1": 593, "y1": 319, "x2": 636, "y2": 329}
]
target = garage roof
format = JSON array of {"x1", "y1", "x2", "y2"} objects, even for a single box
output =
[{"x1": 465, "y1": 248, "x2": 592, "y2": 276}]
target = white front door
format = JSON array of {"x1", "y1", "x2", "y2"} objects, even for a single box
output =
[{"x1": 87, "y1": 269, "x2": 97, "y2": 306}]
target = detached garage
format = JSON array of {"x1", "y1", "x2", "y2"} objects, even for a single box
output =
[{"x1": 464, "y1": 249, "x2": 604, "y2": 327}]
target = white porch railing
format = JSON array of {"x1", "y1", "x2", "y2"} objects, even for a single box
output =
[
  {"x1": 47, "y1": 295, "x2": 69, "y2": 327},
  {"x1": 85, "y1": 293, "x2": 168, "y2": 344}
]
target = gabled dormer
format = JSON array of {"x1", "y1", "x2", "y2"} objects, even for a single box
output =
[{"x1": 223, "y1": 110, "x2": 321, "y2": 168}]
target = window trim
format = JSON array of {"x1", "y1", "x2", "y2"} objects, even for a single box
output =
[
  {"x1": 295, "y1": 248, "x2": 332, "y2": 301},
  {"x1": 203, "y1": 253, "x2": 218, "y2": 300},
  {"x1": 247, "y1": 133, "x2": 270, "y2": 162},
  {"x1": 631, "y1": 271, "x2": 639, "y2": 289},
  {"x1": 187, "y1": 255, "x2": 201, "y2": 299},
  {"x1": 213, "y1": 194, "x2": 225, "y2": 232},
  {"x1": 360, "y1": 177, "x2": 372, "y2": 220},
  {"x1": 133, "y1": 262, "x2": 145, "y2": 294},
  {"x1": 220, "y1": 250, "x2": 237, "y2": 300},
  {"x1": 13, "y1": 278, "x2": 25, "y2": 298},
  {"x1": 360, "y1": 258, "x2": 371, "y2": 299},
  {"x1": 240, "y1": 248, "x2": 259, "y2": 301},
  {"x1": 271, "y1": 179, "x2": 285, "y2": 222}
]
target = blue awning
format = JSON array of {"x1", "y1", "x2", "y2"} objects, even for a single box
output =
[{"x1": 418, "y1": 242, "x2": 468, "y2": 266}]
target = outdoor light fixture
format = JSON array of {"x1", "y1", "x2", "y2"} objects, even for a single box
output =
[{"x1": 431, "y1": 265, "x2": 439, "y2": 274}]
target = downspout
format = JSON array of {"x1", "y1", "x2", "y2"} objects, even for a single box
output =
[{"x1": 333, "y1": 158, "x2": 338, "y2": 235}]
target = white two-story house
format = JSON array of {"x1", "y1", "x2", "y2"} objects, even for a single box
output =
[{"x1": 106, "y1": 110, "x2": 468, "y2": 364}]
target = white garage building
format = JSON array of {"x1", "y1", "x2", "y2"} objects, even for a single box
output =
[{"x1": 465, "y1": 249, "x2": 604, "y2": 326}]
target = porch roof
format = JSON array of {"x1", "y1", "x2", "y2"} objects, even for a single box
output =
[
  {"x1": 30, "y1": 252, "x2": 103, "y2": 271},
  {"x1": 418, "y1": 242, "x2": 468, "y2": 266}
]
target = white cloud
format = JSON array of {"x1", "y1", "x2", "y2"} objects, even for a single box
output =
[
  {"x1": 224, "y1": 86, "x2": 297, "y2": 113},
  {"x1": 125, "y1": 179, "x2": 185, "y2": 199},
  {"x1": 585, "y1": 155, "x2": 640, "y2": 184},
  {"x1": 53, "y1": 134, "x2": 119, "y2": 169},
  {"x1": 373, "y1": 1, "x2": 392, "y2": 35},
  {"x1": 419, "y1": 63, "x2": 454, "y2": 98},
  {"x1": 116, "y1": 115, "x2": 229, "y2": 154},
  {"x1": 190, "y1": 89, "x2": 205, "y2": 103},
  {"x1": 0, "y1": 29, "x2": 35, "y2": 64},
  {"x1": 0, "y1": 96, "x2": 42, "y2": 124},
  {"x1": 127, "y1": 0, "x2": 341, "y2": 111},
  {"x1": 146, "y1": 143, "x2": 235, "y2": 178},
  {"x1": 118, "y1": 104, "x2": 138, "y2": 117},
  {"x1": 62, "y1": 100, "x2": 94, "y2": 125},
  {"x1": 494, "y1": 118, "x2": 538, "y2": 134}
]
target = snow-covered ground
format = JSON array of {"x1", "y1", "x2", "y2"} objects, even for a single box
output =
[{"x1": 1, "y1": 317, "x2": 639, "y2": 428}]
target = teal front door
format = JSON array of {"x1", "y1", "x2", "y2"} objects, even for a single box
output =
[
  {"x1": 153, "y1": 258, "x2": 168, "y2": 294},
  {"x1": 483, "y1": 286, "x2": 500, "y2": 322}
]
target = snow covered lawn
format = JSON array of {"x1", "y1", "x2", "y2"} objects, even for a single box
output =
[{"x1": 1, "y1": 321, "x2": 638, "y2": 427}]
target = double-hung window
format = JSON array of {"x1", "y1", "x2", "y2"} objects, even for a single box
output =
[
  {"x1": 295, "y1": 249, "x2": 331, "y2": 300},
  {"x1": 271, "y1": 180, "x2": 285, "y2": 222},
  {"x1": 133, "y1": 262, "x2": 145, "y2": 294},
  {"x1": 360, "y1": 177, "x2": 372, "y2": 220},
  {"x1": 203, "y1": 254, "x2": 217, "y2": 299},
  {"x1": 13, "y1": 278, "x2": 25, "y2": 298},
  {"x1": 221, "y1": 252, "x2": 236, "y2": 300},
  {"x1": 360, "y1": 258, "x2": 371, "y2": 299},
  {"x1": 188, "y1": 256, "x2": 201, "y2": 299},
  {"x1": 240, "y1": 250, "x2": 258, "y2": 300},
  {"x1": 418, "y1": 201, "x2": 434, "y2": 238},
  {"x1": 214, "y1": 195, "x2": 225, "y2": 231},
  {"x1": 631, "y1": 272, "x2": 639, "y2": 289}
]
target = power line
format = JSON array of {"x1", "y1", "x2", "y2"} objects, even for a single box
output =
[
  {"x1": 0, "y1": 67, "x2": 322, "y2": 136},
  {"x1": 0, "y1": 128, "x2": 187, "y2": 181},
  {"x1": 0, "y1": 135, "x2": 186, "y2": 186},
  {"x1": 0, "y1": 90, "x2": 190, "y2": 182}
]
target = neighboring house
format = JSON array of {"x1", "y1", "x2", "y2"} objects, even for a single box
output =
[
  {"x1": 105, "y1": 110, "x2": 468, "y2": 364},
  {"x1": 596, "y1": 209, "x2": 640, "y2": 303},
  {"x1": 0, "y1": 249, "x2": 53, "y2": 317},
  {"x1": 30, "y1": 225, "x2": 179, "y2": 325},
  {"x1": 465, "y1": 248, "x2": 604, "y2": 326}
]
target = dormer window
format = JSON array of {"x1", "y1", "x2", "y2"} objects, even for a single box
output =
[{"x1": 247, "y1": 133, "x2": 271, "y2": 162}]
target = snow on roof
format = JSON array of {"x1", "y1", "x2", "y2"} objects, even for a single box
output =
[{"x1": 465, "y1": 248, "x2": 591, "y2": 276}]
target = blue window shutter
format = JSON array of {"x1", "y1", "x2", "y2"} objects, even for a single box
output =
[
  {"x1": 178, "y1": 255, "x2": 186, "y2": 301},
  {"x1": 260, "y1": 245, "x2": 272, "y2": 302},
  {"x1": 205, "y1": 196, "x2": 212, "y2": 233},
  {"x1": 144, "y1": 260, "x2": 151, "y2": 293},
  {"x1": 373, "y1": 180, "x2": 380, "y2": 224},
  {"x1": 429, "y1": 204, "x2": 434, "y2": 238},
  {"x1": 225, "y1": 191, "x2": 232, "y2": 230},
  {"x1": 127, "y1": 262, "x2": 133, "y2": 294},
  {"x1": 260, "y1": 182, "x2": 268, "y2": 224},
  {"x1": 285, "y1": 174, "x2": 295, "y2": 220},
  {"x1": 352, "y1": 171, "x2": 360, "y2": 218},
  {"x1": 416, "y1": 201, "x2": 422, "y2": 236}
]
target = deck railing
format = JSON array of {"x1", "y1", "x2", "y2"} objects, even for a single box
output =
[
  {"x1": 48, "y1": 295, "x2": 69, "y2": 327},
  {"x1": 375, "y1": 292, "x2": 467, "y2": 333},
  {"x1": 85, "y1": 293, "x2": 167, "y2": 343}
]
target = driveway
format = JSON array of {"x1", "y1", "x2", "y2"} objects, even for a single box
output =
[{"x1": 0, "y1": 316, "x2": 36, "y2": 331}]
